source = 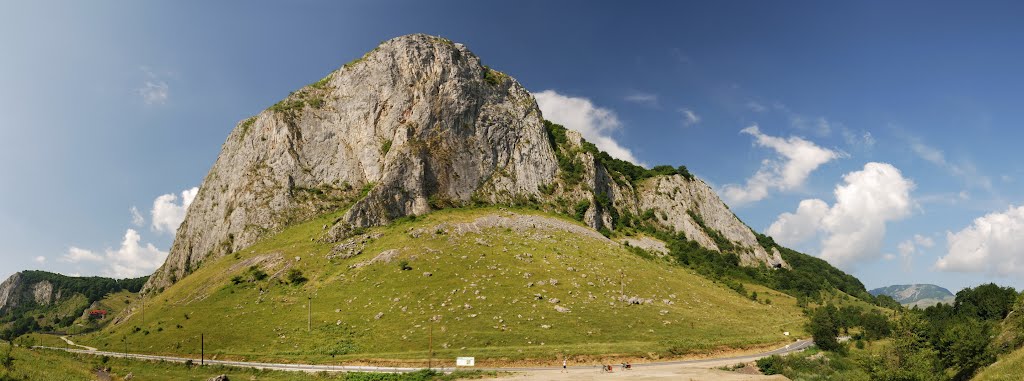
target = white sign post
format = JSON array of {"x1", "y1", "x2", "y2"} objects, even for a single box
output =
[{"x1": 456, "y1": 357, "x2": 475, "y2": 367}]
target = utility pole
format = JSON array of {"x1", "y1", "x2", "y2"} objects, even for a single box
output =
[
  {"x1": 619, "y1": 270, "x2": 625, "y2": 297},
  {"x1": 428, "y1": 322, "x2": 433, "y2": 370},
  {"x1": 201, "y1": 333, "x2": 205, "y2": 366},
  {"x1": 307, "y1": 296, "x2": 312, "y2": 332}
]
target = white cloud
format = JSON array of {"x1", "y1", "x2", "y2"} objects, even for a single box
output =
[
  {"x1": 766, "y1": 199, "x2": 829, "y2": 247},
  {"x1": 33, "y1": 256, "x2": 46, "y2": 264},
  {"x1": 105, "y1": 229, "x2": 168, "y2": 278},
  {"x1": 766, "y1": 162, "x2": 915, "y2": 269},
  {"x1": 680, "y1": 108, "x2": 700, "y2": 127},
  {"x1": 790, "y1": 115, "x2": 832, "y2": 136},
  {"x1": 841, "y1": 129, "x2": 875, "y2": 150},
  {"x1": 139, "y1": 81, "x2": 168, "y2": 105},
  {"x1": 137, "y1": 67, "x2": 170, "y2": 105},
  {"x1": 61, "y1": 247, "x2": 104, "y2": 263},
  {"x1": 910, "y1": 138, "x2": 992, "y2": 191},
  {"x1": 895, "y1": 234, "x2": 934, "y2": 270},
  {"x1": 151, "y1": 187, "x2": 198, "y2": 234},
  {"x1": 914, "y1": 234, "x2": 935, "y2": 248},
  {"x1": 534, "y1": 90, "x2": 644, "y2": 165},
  {"x1": 935, "y1": 205, "x2": 1024, "y2": 276},
  {"x1": 910, "y1": 140, "x2": 947, "y2": 167},
  {"x1": 746, "y1": 101, "x2": 768, "y2": 113},
  {"x1": 722, "y1": 125, "x2": 845, "y2": 205},
  {"x1": 64, "y1": 230, "x2": 168, "y2": 278},
  {"x1": 130, "y1": 206, "x2": 144, "y2": 226},
  {"x1": 624, "y1": 93, "x2": 658, "y2": 106}
]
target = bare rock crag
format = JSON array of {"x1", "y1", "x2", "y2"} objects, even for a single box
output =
[{"x1": 145, "y1": 34, "x2": 785, "y2": 292}]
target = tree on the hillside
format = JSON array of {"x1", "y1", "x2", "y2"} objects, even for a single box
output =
[
  {"x1": 861, "y1": 311, "x2": 892, "y2": 340},
  {"x1": 938, "y1": 318, "x2": 995, "y2": 380},
  {"x1": 837, "y1": 305, "x2": 863, "y2": 333},
  {"x1": 0, "y1": 343, "x2": 13, "y2": 370},
  {"x1": 809, "y1": 305, "x2": 842, "y2": 351},
  {"x1": 954, "y1": 283, "x2": 1017, "y2": 321},
  {"x1": 865, "y1": 314, "x2": 943, "y2": 381}
]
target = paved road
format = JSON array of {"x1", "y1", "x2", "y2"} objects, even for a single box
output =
[{"x1": 33, "y1": 339, "x2": 812, "y2": 374}]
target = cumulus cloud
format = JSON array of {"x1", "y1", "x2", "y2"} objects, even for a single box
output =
[
  {"x1": 61, "y1": 247, "x2": 104, "y2": 263},
  {"x1": 535, "y1": 90, "x2": 644, "y2": 165},
  {"x1": 33, "y1": 256, "x2": 46, "y2": 264},
  {"x1": 766, "y1": 162, "x2": 916, "y2": 269},
  {"x1": 766, "y1": 199, "x2": 829, "y2": 247},
  {"x1": 130, "y1": 206, "x2": 144, "y2": 226},
  {"x1": 680, "y1": 108, "x2": 700, "y2": 127},
  {"x1": 63, "y1": 230, "x2": 168, "y2": 278},
  {"x1": 935, "y1": 205, "x2": 1024, "y2": 276},
  {"x1": 152, "y1": 187, "x2": 198, "y2": 234},
  {"x1": 624, "y1": 92, "x2": 658, "y2": 106},
  {"x1": 105, "y1": 229, "x2": 168, "y2": 278},
  {"x1": 722, "y1": 126, "x2": 845, "y2": 205}
]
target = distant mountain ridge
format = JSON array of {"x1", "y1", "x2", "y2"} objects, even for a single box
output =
[{"x1": 869, "y1": 284, "x2": 955, "y2": 308}]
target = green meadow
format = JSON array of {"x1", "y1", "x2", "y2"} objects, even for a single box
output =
[{"x1": 76, "y1": 207, "x2": 806, "y2": 365}]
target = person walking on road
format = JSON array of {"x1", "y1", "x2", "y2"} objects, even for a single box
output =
[{"x1": 562, "y1": 356, "x2": 567, "y2": 373}]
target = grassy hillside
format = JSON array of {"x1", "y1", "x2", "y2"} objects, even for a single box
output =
[
  {"x1": 0, "y1": 342, "x2": 492, "y2": 381},
  {"x1": 78, "y1": 207, "x2": 805, "y2": 364},
  {"x1": 974, "y1": 347, "x2": 1024, "y2": 381}
]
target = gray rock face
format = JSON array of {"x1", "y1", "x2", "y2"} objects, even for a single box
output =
[
  {"x1": 30, "y1": 280, "x2": 54, "y2": 305},
  {"x1": 0, "y1": 273, "x2": 23, "y2": 312},
  {"x1": 0, "y1": 273, "x2": 57, "y2": 313},
  {"x1": 146, "y1": 34, "x2": 786, "y2": 292},
  {"x1": 636, "y1": 176, "x2": 789, "y2": 269}
]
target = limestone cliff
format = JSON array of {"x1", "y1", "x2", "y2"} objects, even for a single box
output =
[
  {"x1": 0, "y1": 273, "x2": 57, "y2": 313},
  {"x1": 145, "y1": 34, "x2": 785, "y2": 292}
]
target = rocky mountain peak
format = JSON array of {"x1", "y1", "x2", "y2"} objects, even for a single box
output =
[{"x1": 144, "y1": 34, "x2": 786, "y2": 293}]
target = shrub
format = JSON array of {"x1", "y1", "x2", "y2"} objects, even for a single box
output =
[
  {"x1": 0, "y1": 344, "x2": 12, "y2": 370},
  {"x1": 483, "y1": 66, "x2": 507, "y2": 86},
  {"x1": 398, "y1": 260, "x2": 412, "y2": 271},
  {"x1": 574, "y1": 200, "x2": 591, "y2": 221},
  {"x1": 756, "y1": 355, "x2": 784, "y2": 375},
  {"x1": 287, "y1": 269, "x2": 308, "y2": 285}
]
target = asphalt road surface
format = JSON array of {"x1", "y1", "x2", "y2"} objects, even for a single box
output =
[{"x1": 33, "y1": 338, "x2": 813, "y2": 374}]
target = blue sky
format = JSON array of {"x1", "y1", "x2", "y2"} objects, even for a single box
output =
[{"x1": 3, "y1": 1, "x2": 1023, "y2": 293}]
